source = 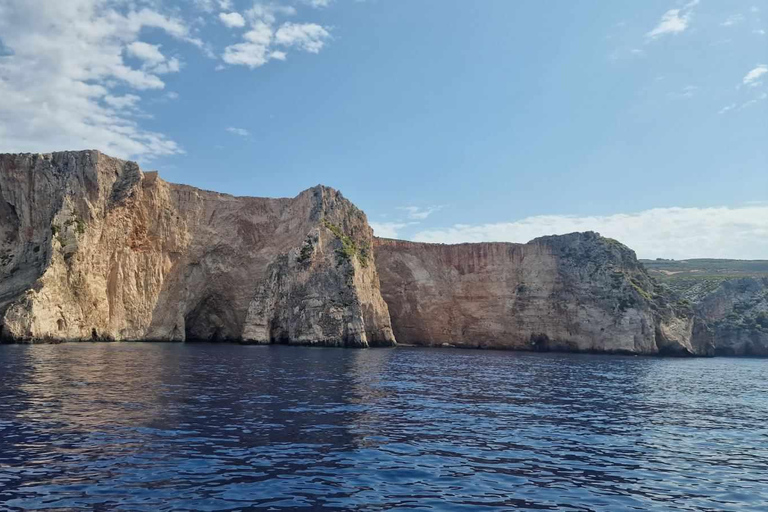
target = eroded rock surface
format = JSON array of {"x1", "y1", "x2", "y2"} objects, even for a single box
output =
[
  {"x1": 691, "y1": 278, "x2": 768, "y2": 356},
  {"x1": 0, "y1": 151, "x2": 395, "y2": 346},
  {"x1": 373, "y1": 234, "x2": 708, "y2": 355},
  {"x1": 0, "y1": 149, "x2": 749, "y2": 356}
]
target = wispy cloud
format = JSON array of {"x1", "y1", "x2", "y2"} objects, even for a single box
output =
[
  {"x1": 668, "y1": 85, "x2": 698, "y2": 99},
  {"x1": 739, "y1": 92, "x2": 768, "y2": 110},
  {"x1": 721, "y1": 14, "x2": 745, "y2": 27},
  {"x1": 410, "y1": 205, "x2": 768, "y2": 260},
  {"x1": 370, "y1": 222, "x2": 410, "y2": 239},
  {"x1": 646, "y1": 0, "x2": 700, "y2": 39},
  {"x1": 720, "y1": 92, "x2": 768, "y2": 113},
  {"x1": 305, "y1": 0, "x2": 332, "y2": 8},
  {"x1": 743, "y1": 64, "x2": 767, "y2": 86},
  {"x1": 397, "y1": 206, "x2": 444, "y2": 220},
  {"x1": 226, "y1": 127, "x2": 250, "y2": 136},
  {"x1": 192, "y1": 0, "x2": 234, "y2": 12}
]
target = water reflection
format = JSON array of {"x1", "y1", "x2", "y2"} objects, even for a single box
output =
[{"x1": 0, "y1": 344, "x2": 766, "y2": 511}]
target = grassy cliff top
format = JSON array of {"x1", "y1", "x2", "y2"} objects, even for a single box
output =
[{"x1": 640, "y1": 258, "x2": 768, "y2": 297}]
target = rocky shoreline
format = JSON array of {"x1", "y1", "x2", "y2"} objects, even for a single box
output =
[{"x1": 1, "y1": 151, "x2": 765, "y2": 356}]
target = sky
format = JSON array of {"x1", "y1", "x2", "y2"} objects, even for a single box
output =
[{"x1": 0, "y1": 0, "x2": 766, "y2": 259}]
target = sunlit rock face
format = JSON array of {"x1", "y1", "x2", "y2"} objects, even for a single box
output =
[
  {"x1": 373, "y1": 234, "x2": 709, "y2": 355},
  {"x1": 0, "y1": 149, "x2": 731, "y2": 356},
  {"x1": 0, "y1": 151, "x2": 395, "y2": 347}
]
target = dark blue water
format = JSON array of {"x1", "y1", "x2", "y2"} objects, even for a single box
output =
[{"x1": 0, "y1": 344, "x2": 766, "y2": 511}]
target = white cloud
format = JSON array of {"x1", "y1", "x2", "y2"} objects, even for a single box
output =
[
  {"x1": 222, "y1": 21, "x2": 277, "y2": 68},
  {"x1": 306, "y1": 0, "x2": 332, "y2": 7},
  {"x1": 226, "y1": 126, "x2": 250, "y2": 136},
  {"x1": 718, "y1": 103, "x2": 736, "y2": 114},
  {"x1": 668, "y1": 84, "x2": 698, "y2": 99},
  {"x1": 221, "y1": 3, "x2": 330, "y2": 69},
  {"x1": 245, "y1": 3, "x2": 297, "y2": 25},
  {"x1": 125, "y1": 42, "x2": 182, "y2": 75},
  {"x1": 103, "y1": 94, "x2": 141, "y2": 109},
  {"x1": 193, "y1": 0, "x2": 233, "y2": 13},
  {"x1": 0, "y1": 1, "x2": 333, "y2": 158},
  {"x1": 219, "y1": 12, "x2": 246, "y2": 28},
  {"x1": 738, "y1": 91, "x2": 768, "y2": 110},
  {"x1": 410, "y1": 205, "x2": 768, "y2": 260},
  {"x1": 397, "y1": 205, "x2": 444, "y2": 220},
  {"x1": 743, "y1": 64, "x2": 767, "y2": 86},
  {"x1": 721, "y1": 14, "x2": 745, "y2": 27},
  {"x1": 0, "y1": 0, "x2": 204, "y2": 160},
  {"x1": 274, "y1": 23, "x2": 330, "y2": 53},
  {"x1": 755, "y1": 29, "x2": 766, "y2": 35},
  {"x1": 370, "y1": 222, "x2": 409, "y2": 239},
  {"x1": 126, "y1": 41, "x2": 166, "y2": 65},
  {"x1": 646, "y1": 1, "x2": 699, "y2": 39}
]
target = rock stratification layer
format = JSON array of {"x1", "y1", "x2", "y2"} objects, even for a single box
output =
[
  {"x1": 0, "y1": 151, "x2": 395, "y2": 346},
  {"x1": 373, "y1": 234, "x2": 708, "y2": 355}
]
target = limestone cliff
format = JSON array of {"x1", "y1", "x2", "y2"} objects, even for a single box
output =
[
  {"x1": 0, "y1": 151, "x2": 395, "y2": 346},
  {"x1": 691, "y1": 278, "x2": 768, "y2": 356},
  {"x1": 0, "y1": 150, "x2": 746, "y2": 356},
  {"x1": 373, "y1": 234, "x2": 708, "y2": 355}
]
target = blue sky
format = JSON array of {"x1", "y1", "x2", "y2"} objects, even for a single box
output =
[{"x1": 0, "y1": 0, "x2": 766, "y2": 258}]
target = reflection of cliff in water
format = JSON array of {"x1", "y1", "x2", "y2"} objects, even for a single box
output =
[
  {"x1": 246, "y1": 345, "x2": 397, "y2": 450},
  {"x1": 1, "y1": 343, "x2": 187, "y2": 493},
  {"x1": 0, "y1": 343, "x2": 399, "y2": 498}
]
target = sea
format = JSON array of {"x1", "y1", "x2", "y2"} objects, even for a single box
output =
[{"x1": 0, "y1": 343, "x2": 766, "y2": 511}]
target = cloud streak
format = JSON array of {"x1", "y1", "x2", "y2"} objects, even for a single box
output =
[
  {"x1": 646, "y1": 0, "x2": 700, "y2": 39},
  {"x1": 409, "y1": 205, "x2": 768, "y2": 260},
  {"x1": 397, "y1": 205, "x2": 443, "y2": 220},
  {"x1": 370, "y1": 222, "x2": 411, "y2": 239},
  {"x1": 226, "y1": 127, "x2": 250, "y2": 136},
  {"x1": 743, "y1": 64, "x2": 767, "y2": 86}
]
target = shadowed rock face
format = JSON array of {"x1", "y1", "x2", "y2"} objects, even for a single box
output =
[
  {"x1": 691, "y1": 278, "x2": 768, "y2": 356},
  {"x1": 373, "y1": 234, "x2": 709, "y2": 355},
  {"x1": 0, "y1": 151, "x2": 395, "y2": 347}
]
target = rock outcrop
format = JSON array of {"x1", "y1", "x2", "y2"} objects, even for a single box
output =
[
  {"x1": 373, "y1": 234, "x2": 709, "y2": 355},
  {"x1": 0, "y1": 151, "x2": 395, "y2": 347},
  {"x1": 691, "y1": 278, "x2": 768, "y2": 356},
  {"x1": 0, "y1": 150, "x2": 750, "y2": 357}
]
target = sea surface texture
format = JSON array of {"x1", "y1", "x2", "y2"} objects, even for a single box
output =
[{"x1": 0, "y1": 344, "x2": 766, "y2": 511}]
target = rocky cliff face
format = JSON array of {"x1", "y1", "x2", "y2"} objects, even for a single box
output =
[
  {"x1": 691, "y1": 278, "x2": 768, "y2": 356},
  {"x1": 0, "y1": 150, "x2": 746, "y2": 356},
  {"x1": 0, "y1": 151, "x2": 395, "y2": 347},
  {"x1": 374, "y1": 234, "x2": 708, "y2": 355}
]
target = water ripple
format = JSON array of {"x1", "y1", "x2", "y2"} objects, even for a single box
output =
[{"x1": 0, "y1": 344, "x2": 766, "y2": 510}]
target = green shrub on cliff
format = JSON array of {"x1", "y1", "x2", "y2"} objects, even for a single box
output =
[
  {"x1": 75, "y1": 217, "x2": 86, "y2": 235},
  {"x1": 322, "y1": 220, "x2": 368, "y2": 268},
  {"x1": 297, "y1": 236, "x2": 315, "y2": 264}
]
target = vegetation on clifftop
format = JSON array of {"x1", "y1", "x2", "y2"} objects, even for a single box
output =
[
  {"x1": 641, "y1": 258, "x2": 768, "y2": 299},
  {"x1": 323, "y1": 219, "x2": 370, "y2": 268}
]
